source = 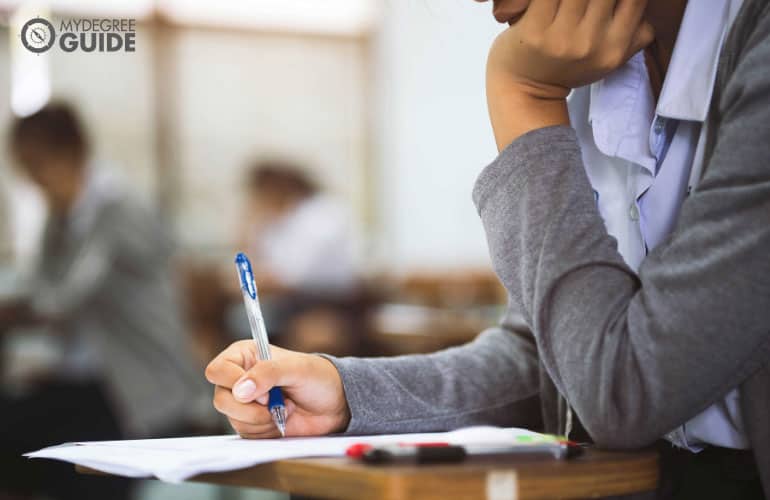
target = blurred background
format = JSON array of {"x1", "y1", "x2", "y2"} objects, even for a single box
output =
[{"x1": 0, "y1": 1, "x2": 507, "y2": 499}]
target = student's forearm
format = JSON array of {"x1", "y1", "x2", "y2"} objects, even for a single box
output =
[
  {"x1": 486, "y1": 74, "x2": 570, "y2": 152},
  {"x1": 324, "y1": 319, "x2": 543, "y2": 435}
]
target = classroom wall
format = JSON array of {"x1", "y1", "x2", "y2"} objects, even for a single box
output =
[
  {"x1": 0, "y1": 28, "x2": 12, "y2": 266},
  {"x1": 170, "y1": 28, "x2": 367, "y2": 256},
  {"x1": 371, "y1": 0, "x2": 503, "y2": 271},
  {"x1": 0, "y1": 22, "x2": 368, "y2": 264},
  {"x1": 46, "y1": 23, "x2": 157, "y2": 199},
  {"x1": 2, "y1": 2, "x2": 505, "y2": 272},
  {"x1": 0, "y1": 25, "x2": 48, "y2": 271}
]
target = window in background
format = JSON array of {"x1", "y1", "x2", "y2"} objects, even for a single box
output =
[{"x1": 9, "y1": 5, "x2": 51, "y2": 117}]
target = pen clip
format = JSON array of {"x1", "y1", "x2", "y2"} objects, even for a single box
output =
[{"x1": 235, "y1": 252, "x2": 257, "y2": 299}]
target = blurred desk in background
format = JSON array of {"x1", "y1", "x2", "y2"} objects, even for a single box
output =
[
  {"x1": 367, "y1": 303, "x2": 496, "y2": 355},
  {"x1": 175, "y1": 262, "x2": 509, "y2": 358},
  {"x1": 364, "y1": 269, "x2": 506, "y2": 355}
]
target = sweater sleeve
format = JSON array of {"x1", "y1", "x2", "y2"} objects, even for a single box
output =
[
  {"x1": 324, "y1": 306, "x2": 543, "y2": 435},
  {"x1": 471, "y1": 13, "x2": 770, "y2": 448}
]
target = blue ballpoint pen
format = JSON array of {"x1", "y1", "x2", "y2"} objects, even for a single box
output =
[{"x1": 235, "y1": 252, "x2": 287, "y2": 437}]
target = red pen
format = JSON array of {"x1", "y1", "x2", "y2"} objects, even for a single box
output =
[
  {"x1": 346, "y1": 442, "x2": 461, "y2": 462},
  {"x1": 346, "y1": 440, "x2": 581, "y2": 464},
  {"x1": 363, "y1": 443, "x2": 466, "y2": 464}
]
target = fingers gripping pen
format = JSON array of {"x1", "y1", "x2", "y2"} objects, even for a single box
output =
[{"x1": 235, "y1": 252, "x2": 287, "y2": 437}]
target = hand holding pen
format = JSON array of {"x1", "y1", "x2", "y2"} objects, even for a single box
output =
[
  {"x1": 205, "y1": 253, "x2": 352, "y2": 439},
  {"x1": 234, "y1": 252, "x2": 287, "y2": 436}
]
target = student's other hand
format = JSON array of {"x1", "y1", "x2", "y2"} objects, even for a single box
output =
[
  {"x1": 205, "y1": 341, "x2": 351, "y2": 438},
  {"x1": 485, "y1": 0, "x2": 654, "y2": 149},
  {"x1": 487, "y1": 0, "x2": 654, "y2": 98}
]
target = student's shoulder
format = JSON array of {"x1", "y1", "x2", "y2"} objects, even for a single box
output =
[
  {"x1": 92, "y1": 192, "x2": 167, "y2": 246},
  {"x1": 728, "y1": 0, "x2": 770, "y2": 67},
  {"x1": 715, "y1": 0, "x2": 770, "y2": 109},
  {"x1": 95, "y1": 194, "x2": 173, "y2": 259},
  {"x1": 97, "y1": 191, "x2": 152, "y2": 224}
]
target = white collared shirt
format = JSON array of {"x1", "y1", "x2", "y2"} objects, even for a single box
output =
[
  {"x1": 567, "y1": 0, "x2": 749, "y2": 451},
  {"x1": 250, "y1": 195, "x2": 357, "y2": 293}
]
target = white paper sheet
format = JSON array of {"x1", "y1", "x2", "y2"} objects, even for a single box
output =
[{"x1": 26, "y1": 426, "x2": 547, "y2": 483}]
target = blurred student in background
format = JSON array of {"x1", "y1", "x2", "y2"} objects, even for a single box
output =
[
  {"x1": 239, "y1": 160, "x2": 356, "y2": 294},
  {"x1": 0, "y1": 103, "x2": 213, "y2": 500},
  {"x1": 229, "y1": 159, "x2": 360, "y2": 355}
]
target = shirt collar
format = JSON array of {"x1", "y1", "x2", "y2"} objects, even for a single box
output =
[
  {"x1": 586, "y1": 51, "x2": 656, "y2": 170},
  {"x1": 582, "y1": 0, "x2": 743, "y2": 169},
  {"x1": 656, "y1": 0, "x2": 744, "y2": 121}
]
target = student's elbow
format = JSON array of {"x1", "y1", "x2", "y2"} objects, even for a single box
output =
[
  {"x1": 567, "y1": 356, "x2": 670, "y2": 449},
  {"x1": 578, "y1": 405, "x2": 664, "y2": 450},
  {"x1": 585, "y1": 422, "x2": 660, "y2": 450}
]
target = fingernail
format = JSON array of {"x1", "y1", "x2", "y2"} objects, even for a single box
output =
[
  {"x1": 256, "y1": 394, "x2": 268, "y2": 405},
  {"x1": 233, "y1": 379, "x2": 256, "y2": 400}
]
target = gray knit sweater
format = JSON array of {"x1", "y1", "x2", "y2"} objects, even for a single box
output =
[{"x1": 328, "y1": 0, "x2": 770, "y2": 497}]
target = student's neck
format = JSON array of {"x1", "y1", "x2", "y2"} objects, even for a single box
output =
[
  {"x1": 644, "y1": 0, "x2": 688, "y2": 101},
  {"x1": 61, "y1": 169, "x2": 88, "y2": 217}
]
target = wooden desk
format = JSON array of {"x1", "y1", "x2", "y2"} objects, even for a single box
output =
[{"x1": 82, "y1": 448, "x2": 658, "y2": 499}]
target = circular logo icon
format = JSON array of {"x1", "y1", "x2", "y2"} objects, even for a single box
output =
[{"x1": 21, "y1": 17, "x2": 56, "y2": 53}]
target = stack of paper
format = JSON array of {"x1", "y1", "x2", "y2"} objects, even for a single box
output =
[{"x1": 26, "y1": 426, "x2": 550, "y2": 483}]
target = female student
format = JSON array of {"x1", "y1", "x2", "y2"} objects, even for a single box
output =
[{"x1": 206, "y1": 1, "x2": 770, "y2": 498}]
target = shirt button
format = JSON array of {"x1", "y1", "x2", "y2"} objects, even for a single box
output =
[
  {"x1": 653, "y1": 117, "x2": 666, "y2": 135},
  {"x1": 629, "y1": 203, "x2": 640, "y2": 221}
]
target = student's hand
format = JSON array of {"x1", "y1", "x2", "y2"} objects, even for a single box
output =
[
  {"x1": 488, "y1": 0, "x2": 654, "y2": 97},
  {"x1": 486, "y1": 0, "x2": 654, "y2": 149},
  {"x1": 205, "y1": 341, "x2": 351, "y2": 438}
]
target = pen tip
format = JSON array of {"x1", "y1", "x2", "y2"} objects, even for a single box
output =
[{"x1": 271, "y1": 406, "x2": 287, "y2": 438}]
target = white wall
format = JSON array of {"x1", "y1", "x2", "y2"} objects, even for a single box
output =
[
  {"x1": 0, "y1": 26, "x2": 47, "y2": 272},
  {"x1": 48, "y1": 23, "x2": 158, "y2": 198},
  {"x1": 2, "y1": 2, "x2": 506, "y2": 272},
  {"x1": 0, "y1": 27, "x2": 15, "y2": 267},
  {"x1": 1, "y1": 21, "x2": 368, "y2": 262},
  {"x1": 372, "y1": 0, "x2": 503, "y2": 271},
  {"x1": 171, "y1": 29, "x2": 367, "y2": 256}
]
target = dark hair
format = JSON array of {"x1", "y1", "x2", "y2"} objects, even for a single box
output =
[
  {"x1": 9, "y1": 102, "x2": 89, "y2": 166},
  {"x1": 247, "y1": 159, "x2": 318, "y2": 199}
]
